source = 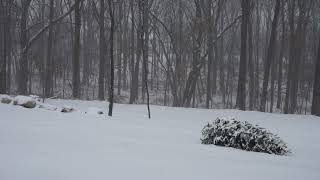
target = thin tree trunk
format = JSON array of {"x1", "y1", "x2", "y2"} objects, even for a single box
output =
[
  {"x1": 142, "y1": 0, "x2": 151, "y2": 118},
  {"x1": 45, "y1": 0, "x2": 54, "y2": 98},
  {"x1": 129, "y1": 0, "x2": 136, "y2": 104},
  {"x1": 206, "y1": 0, "x2": 213, "y2": 109},
  {"x1": 236, "y1": 0, "x2": 250, "y2": 110},
  {"x1": 98, "y1": 0, "x2": 106, "y2": 100},
  {"x1": 219, "y1": 12, "x2": 225, "y2": 106},
  {"x1": 277, "y1": 2, "x2": 285, "y2": 109},
  {"x1": 108, "y1": 0, "x2": 115, "y2": 116},
  {"x1": 248, "y1": 5, "x2": 254, "y2": 110},
  {"x1": 117, "y1": 1, "x2": 123, "y2": 96},
  {"x1": 6, "y1": 2, "x2": 12, "y2": 94},
  {"x1": 72, "y1": 0, "x2": 81, "y2": 98},
  {"x1": 254, "y1": 0, "x2": 260, "y2": 109}
]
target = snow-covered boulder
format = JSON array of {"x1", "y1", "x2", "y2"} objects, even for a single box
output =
[
  {"x1": 61, "y1": 106, "x2": 74, "y2": 113},
  {"x1": 201, "y1": 117, "x2": 290, "y2": 155},
  {"x1": 0, "y1": 94, "x2": 12, "y2": 104},
  {"x1": 85, "y1": 107, "x2": 104, "y2": 115},
  {"x1": 13, "y1": 96, "x2": 37, "y2": 108},
  {"x1": 29, "y1": 95, "x2": 41, "y2": 102}
]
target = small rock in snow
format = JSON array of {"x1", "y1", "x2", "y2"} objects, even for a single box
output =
[{"x1": 61, "y1": 106, "x2": 74, "y2": 113}]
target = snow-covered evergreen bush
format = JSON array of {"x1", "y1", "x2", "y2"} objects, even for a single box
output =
[{"x1": 201, "y1": 117, "x2": 290, "y2": 155}]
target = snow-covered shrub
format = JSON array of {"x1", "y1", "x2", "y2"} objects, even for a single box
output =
[
  {"x1": 201, "y1": 117, "x2": 290, "y2": 155},
  {"x1": 13, "y1": 96, "x2": 36, "y2": 108},
  {"x1": 0, "y1": 94, "x2": 12, "y2": 104}
]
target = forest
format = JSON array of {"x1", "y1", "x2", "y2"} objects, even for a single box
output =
[{"x1": 1, "y1": 0, "x2": 320, "y2": 116}]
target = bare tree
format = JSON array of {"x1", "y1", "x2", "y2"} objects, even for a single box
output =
[{"x1": 108, "y1": 0, "x2": 115, "y2": 116}]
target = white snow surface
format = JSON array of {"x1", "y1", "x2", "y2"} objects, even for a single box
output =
[
  {"x1": 0, "y1": 99, "x2": 320, "y2": 180},
  {"x1": 86, "y1": 107, "x2": 104, "y2": 114}
]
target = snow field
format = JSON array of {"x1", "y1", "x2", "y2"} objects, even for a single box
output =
[{"x1": 0, "y1": 99, "x2": 320, "y2": 180}]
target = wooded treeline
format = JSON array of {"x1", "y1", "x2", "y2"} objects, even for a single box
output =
[{"x1": 0, "y1": 0, "x2": 320, "y2": 116}]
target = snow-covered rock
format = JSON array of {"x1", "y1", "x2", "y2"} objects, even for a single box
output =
[
  {"x1": 38, "y1": 103, "x2": 58, "y2": 111},
  {"x1": 61, "y1": 105, "x2": 74, "y2": 113},
  {"x1": 85, "y1": 107, "x2": 104, "y2": 114},
  {"x1": 13, "y1": 95, "x2": 36, "y2": 108},
  {"x1": 201, "y1": 117, "x2": 290, "y2": 155},
  {"x1": 29, "y1": 95, "x2": 41, "y2": 102},
  {"x1": 0, "y1": 94, "x2": 12, "y2": 104}
]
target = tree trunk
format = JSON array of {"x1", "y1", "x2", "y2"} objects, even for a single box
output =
[
  {"x1": 289, "y1": 2, "x2": 309, "y2": 114},
  {"x1": 277, "y1": 2, "x2": 285, "y2": 109},
  {"x1": 122, "y1": 11, "x2": 129, "y2": 90},
  {"x1": 248, "y1": 5, "x2": 254, "y2": 110},
  {"x1": 206, "y1": 0, "x2": 213, "y2": 109},
  {"x1": 236, "y1": 0, "x2": 250, "y2": 110},
  {"x1": 129, "y1": 0, "x2": 136, "y2": 104},
  {"x1": 117, "y1": 1, "x2": 123, "y2": 96},
  {"x1": 254, "y1": 0, "x2": 260, "y2": 109},
  {"x1": 72, "y1": 0, "x2": 81, "y2": 98},
  {"x1": 284, "y1": 0, "x2": 296, "y2": 114},
  {"x1": 182, "y1": 0, "x2": 202, "y2": 107},
  {"x1": 108, "y1": 0, "x2": 115, "y2": 116},
  {"x1": 18, "y1": 0, "x2": 32, "y2": 95},
  {"x1": 219, "y1": 11, "x2": 225, "y2": 106},
  {"x1": 0, "y1": 0, "x2": 7, "y2": 94},
  {"x1": 142, "y1": 0, "x2": 151, "y2": 118},
  {"x1": 311, "y1": 36, "x2": 320, "y2": 116},
  {"x1": 260, "y1": 0, "x2": 280, "y2": 112},
  {"x1": 98, "y1": 0, "x2": 106, "y2": 100},
  {"x1": 45, "y1": 0, "x2": 54, "y2": 98}
]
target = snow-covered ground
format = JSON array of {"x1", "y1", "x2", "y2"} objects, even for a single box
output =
[{"x1": 0, "y1": 99, "x2": 320, "y2": 180}]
